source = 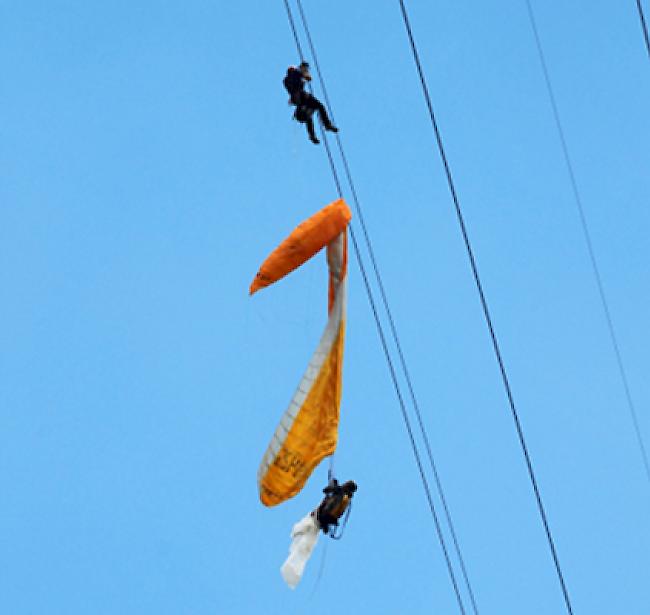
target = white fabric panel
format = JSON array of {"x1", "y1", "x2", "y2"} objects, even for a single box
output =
[{"x1": 280, "y1": 512, "x2": 321, "y2": 589}]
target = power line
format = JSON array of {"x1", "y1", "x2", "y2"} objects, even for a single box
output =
[
  {"x1": 281, "y1": 2, "x2": 469, "y2": 613},
  {"x1": 524, "y1": 0, "x2": 650, "y2": 485},
  {"x1": 293, "y1": 1, "x2": 480, "y2": 612},
  {"x1": 282, "y1": 0, "x2": 304, "y2": 61},
  {"x1": 635, "y1": 0, "x2": 650, "y2": 60},
  {"x1": 395, "y1": 1, "x2": 574, "y2": 613}
]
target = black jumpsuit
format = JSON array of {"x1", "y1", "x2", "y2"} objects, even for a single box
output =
[{"x1": 283, "y1": 67, "x2": 334, "y2": 142}]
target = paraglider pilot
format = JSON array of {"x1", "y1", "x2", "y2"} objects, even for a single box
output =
[
  {"x1": 280, "y1": 477, "x2": 357, "y2": 588},
  {"x1": 283, "y1": 61, "x2": 338, "y2": 145},
  {"x1": 315, "y1": 478, "x2": 357, "y2": 534}
]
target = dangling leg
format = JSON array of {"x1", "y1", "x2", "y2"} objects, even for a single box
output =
[
  {"x1": 317, "y1": 100, "x2": 338, "y2": 133},
  {"x1": 305, "y1": 113, "x2": 319, "y2": 145},
  {"x1": 303, "y1": 93, "x2": 338, "y2": 133},
  {"x1": 294, "y1": 98, "x2": 319, "y2": 144}
]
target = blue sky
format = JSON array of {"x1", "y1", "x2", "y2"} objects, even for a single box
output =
[{"x1": 2, "y1": 1, "x2": 650, "y2": 613}]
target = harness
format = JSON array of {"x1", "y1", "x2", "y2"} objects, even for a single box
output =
[
  {"x1": 293, "y1": 104, "x2": 315, "y2": 124},
  {"x1": 318, "y1": 477, "x2": 355, "y2": 540},
  {"x1": 328, "y1": 500, "x2": 353, "y2": 540}
]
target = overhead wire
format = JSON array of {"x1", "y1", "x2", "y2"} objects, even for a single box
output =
[
  {"x1": 524, "y1": 0, "x2": 650, "y2": 486},
  {"x1": 292, "y1": 2, "x2": 480, "y2": 612},
  {"x1": 395, "y1": 1, "x2": 574, "y2": 613},
  {"x1": 283, "y1": 0, "x2": 305, "y2": 60},
  {"x1": 281, "y1": 1, "x2": 470, "y2": 612},
  {"x1": 283, "y1": 0, "x2": 342, "y2": 482},
  {"x1": 635, "y1": 0, "x2": 650, "y2": 60}
]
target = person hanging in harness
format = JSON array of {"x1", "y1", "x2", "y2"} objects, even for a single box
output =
[
  {"x1": 283, "y1": 61, "x2": 338, "y2": 145},
  {"x1": 315, "y1": 478, "x2": 357, "y2": 535},
  {"x1": 280, "y1": 477, "x2": 357, "y2": 588}
]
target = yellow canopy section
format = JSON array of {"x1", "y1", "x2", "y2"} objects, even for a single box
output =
[{"x1": 251, "y1": 199, "x2": 351, "y2": 507}]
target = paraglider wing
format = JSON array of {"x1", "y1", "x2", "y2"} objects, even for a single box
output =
[
  {"x1": 251, "y1": 199, "x2": 351, "y2": 507},
  {"x1": 249, "y1": 198, "x2": 351, "y2": 296}
]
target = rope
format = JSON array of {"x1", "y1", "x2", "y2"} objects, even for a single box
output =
[
  {"x1": 396, "y1": 1, "x2": 574, "y2": 613},
  {"x1": 327, "y1": 460, "x2": 335, "y2": 484},
  {"x1": 281, "y1": 2, "x2": 468, "y2": 613},
  {"x1": 525, "y1": 0, "x2": 650, "y2": 486},
  {"x1": 308, "y1": 539, "x2": 328, "y2": 600},
  {"x1": 636, "y1": 0, "x2": 650, "y2": 60}
]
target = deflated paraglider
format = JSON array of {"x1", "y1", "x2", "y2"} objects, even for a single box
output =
[{"x1": 250, "y1": 198, "x2": 351, "y2": 507}]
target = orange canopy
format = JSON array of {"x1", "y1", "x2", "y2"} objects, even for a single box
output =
[
  {"x1": 251, "y1": 199, "x2": 351, "y2": 507},
  {"x1": 250, "y1": 198, "x2": 351, "y2": 296}
]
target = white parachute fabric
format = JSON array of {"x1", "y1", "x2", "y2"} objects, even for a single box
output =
[{"x1": 280, "y1": 512, "x2": 320, "y2": 589}]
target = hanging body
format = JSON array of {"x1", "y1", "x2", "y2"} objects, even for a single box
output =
[
  {"x1": 283, "y1": 63, "x2": 337, "y2": 143},
  {"x1": 316, "y1": 479, "x2": 357, "y2": 535}
]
